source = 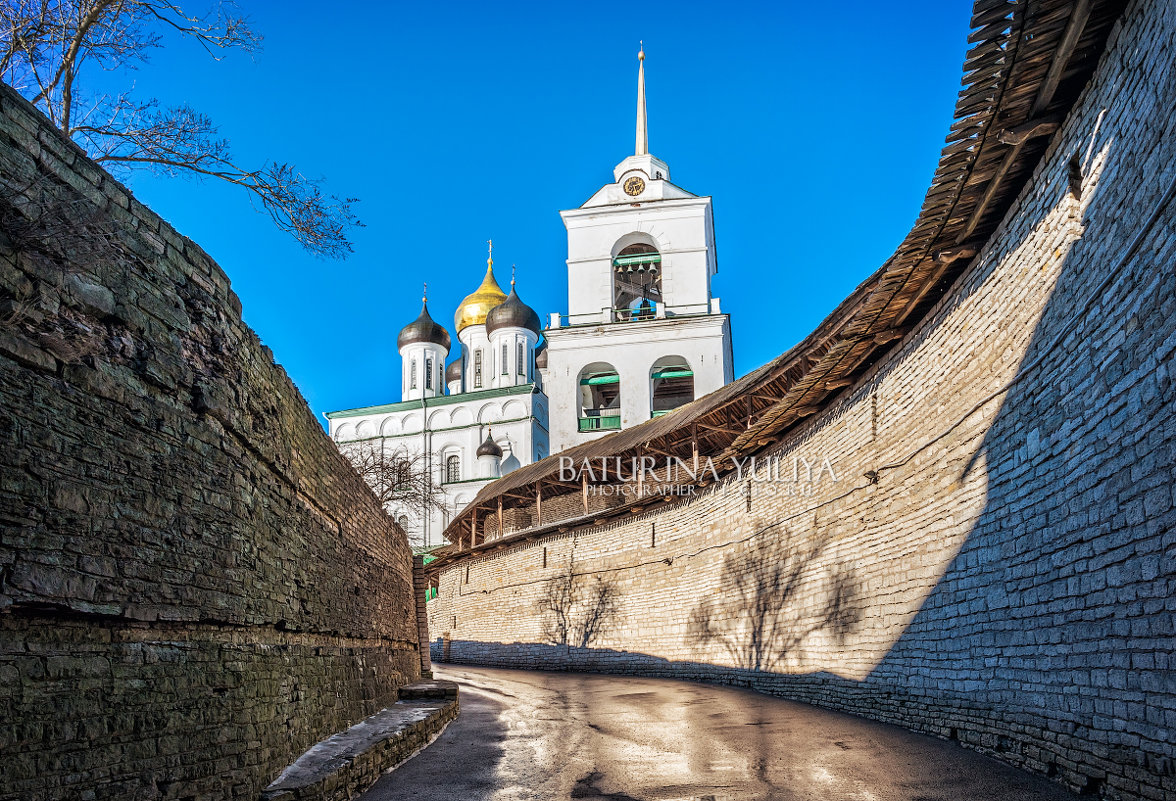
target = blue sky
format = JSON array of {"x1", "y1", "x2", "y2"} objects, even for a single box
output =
[{"x1": 104, "y1": 0, "x2": 973, "y2": 424}]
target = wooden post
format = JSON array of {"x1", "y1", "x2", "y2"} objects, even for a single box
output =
[
  {"x1": 582, "y1": 474, "x2": 589, "y2": 514},
  {"x1": 637, "y1": 447, "x2": 645, "y2": 497},
  {"x1": 497, "y1": 496, "x2": 504, "y2": 539},
  {"x1": 535, "y1": 485, "x2": 543, "y2": 526},
  {"x1": 472, "y1": 508, "x2": 479, "y2": 546},
  {"x1": 691, "y1": 423, "x2": 699, "y2": 474}
]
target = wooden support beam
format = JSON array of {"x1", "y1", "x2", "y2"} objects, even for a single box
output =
[
  {"x1": 535, "y1": 485, "x2": 542, "y2": 527},
  {"x1": 998, "y1": 116, "x2": 1062, "y2": 146},
  {"x1": 959, "y1": 141, "x2": 1023, "y2": 243},
  {"x1": 582, "y1": 474, "x2": 589, "y2": 514},
  {"x1": 1030, "y1": 0, "x2": 1092, "y2": 117},
  {"x1": 897, "y1": 261, "x2": 956, "y2": 328},
  {"x1": 873, "y1": 326, "x2": 912, "y2": 345},
  {"x1": 933, "y1": 245, "x2": 979, "y2": 265},
  {"x1": 824, "y1": 377, "x2": 853, "y2": 390},
  {"x1": 497, "y1": 496, "x2": 504, "y2": 539},
  {"x1": 640, "y1": 442, "x2": 679, "y2": 461},
  {"x1": 960, "y1": 0, "x2": 1090, "y2": 244},
  {"x1": 695, "y1": 420, "x2": 744, "y2": 435}
]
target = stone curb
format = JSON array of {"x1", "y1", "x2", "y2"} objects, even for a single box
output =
[{"x1": 259, "y1": 681, "x2": 459, "y2": 801}]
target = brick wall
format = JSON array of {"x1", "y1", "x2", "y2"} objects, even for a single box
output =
[
  {"x1": 0, "y1": 86, "x2": 422, "y2": 798},
  {"x1": 428, "y1": 1, "x2": 1176, "y2": 799}
]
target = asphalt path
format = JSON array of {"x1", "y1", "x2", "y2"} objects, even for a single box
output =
[{"x1": 360, "y1": 665, "x2": 1080, "y2": 801}]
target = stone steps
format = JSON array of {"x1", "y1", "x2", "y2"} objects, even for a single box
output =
[{"x1": 259, "y1": 681, "x2": 459, "y2": 801}]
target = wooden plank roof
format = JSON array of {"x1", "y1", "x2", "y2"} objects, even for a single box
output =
[{"x1": 438, "y1": 0, "x2": 1128, "y2": 556}]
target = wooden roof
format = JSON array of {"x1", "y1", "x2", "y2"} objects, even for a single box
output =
[{"x1": 438, "y1": 0, "x2": 1127, "y2": 557}]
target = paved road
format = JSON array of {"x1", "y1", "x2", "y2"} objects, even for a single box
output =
[{"x1": 361, "y1": 665, "x2": 1080, "y2": 801}]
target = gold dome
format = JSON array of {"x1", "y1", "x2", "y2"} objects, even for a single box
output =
[{"x1": 455, "y1": 257, "x2": 507, "y2": 333}]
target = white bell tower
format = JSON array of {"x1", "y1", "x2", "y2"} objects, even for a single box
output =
[{"x1": 544, "y1": 45, "x2": 734, "y2": 454}]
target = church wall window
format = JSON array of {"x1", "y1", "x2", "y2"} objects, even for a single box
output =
[
  {"x1": 425, "y1": 357, "x2": 434, "y2": 389},
  {"x1": 410, "y1": 359, "x2": 418, "y2": 389},
  {"x1": 445, "y1": 454, "x2": 460, "y2": 483},
  {"x1": 578, "y1": 361, "x2": 622, "y2": 432},
  {"x1": 474, "y1": 350, "x2": 483, "y2": 388},
  {"x1": 517, "y1": 341, "x2": 525, "y2": 377},
  {"x1": 650, "y1": 355, "x2": 694, "y2": 417},
  {"x1": 501, "y1": 342, "x2": 509, "y2": 375}
]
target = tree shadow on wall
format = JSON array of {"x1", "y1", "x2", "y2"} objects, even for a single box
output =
[
  {"x1": 687, "y1": 532, "x2": 861, "y2": 672},
  {"x1": 536, "y1": 563, "x2": 619, "y2": 649}
]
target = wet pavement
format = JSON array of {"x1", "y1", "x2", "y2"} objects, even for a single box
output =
[{"x1": 360, "y1": 665, "x2": 1080, "y2": 801}]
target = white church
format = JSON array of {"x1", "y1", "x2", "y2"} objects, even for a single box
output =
[{"x1": 326, "y1": 47, "x2": 733, "y2": 548}]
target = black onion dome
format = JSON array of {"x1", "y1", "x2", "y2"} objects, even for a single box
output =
[
  {"x1": 534, "y1": 343, "x2": 548, "y2": 369},
  {"x1": 445, "y1": 358, "x2": 463, "y2": 384},
  {"x1": 485, "y1": 287, "x2": 542, "y2": 336},
  {"x1": 397, "y1": 302, "x2": 451, "y2": 352},
  {"x1": 476, "y1": 433, "x2": 502, "y2": 458}
]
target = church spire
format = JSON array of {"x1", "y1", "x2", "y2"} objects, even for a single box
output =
[{"x1": 635, "y1": 42, "x2": 647, "y2": 156}]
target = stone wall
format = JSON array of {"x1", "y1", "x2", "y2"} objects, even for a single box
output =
[
  {"x1": 428, "y1": 1, "x2": 1176, "y2": 799},
  {"x1": 0, "y1": 85, "x2": 422, "y2": 798}
]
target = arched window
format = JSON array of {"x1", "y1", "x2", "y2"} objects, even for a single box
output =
[
  {"x1": 473, "y1": 349, "x2": 483, "y2": 388},
  {"x1": 650, "y1": 356, "x2": 694, "y2": 417},
  {"x1": 445, "y1": 454, "x2": 460, "y2": 483},
  {"x1": 425, "y1": 357, "x2": 434, "y2": 389},
  {"x1": 613, "y1": 243, "x2": 661, "y2": 321},
  {"x1": 501, "y1": 342, "x2": 509, "y2": 375},
  {"x1": 410, "y1": 359, "x2": 418, "y2": 389},
  {"x1": 395, "y1": 460, "x2": 411, "y2": 487},
  {"x1": 578, "y1": 362, "x2": 621, "y2": 432},
  {"x1": 517, "y1": 340, "x2": 525, "y2": 376}
]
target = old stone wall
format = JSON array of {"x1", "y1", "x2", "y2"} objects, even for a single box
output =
[
  {"x1": 0, "y1": 85, "x2": 421, "y2": 799},
  {"x1": 428, "y1": 1, "x2": 1176, "y2": 799}
]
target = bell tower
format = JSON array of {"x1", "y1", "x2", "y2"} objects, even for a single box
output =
[{"x1": 544, "y1": 45, "x2": 733, "y2": 454}]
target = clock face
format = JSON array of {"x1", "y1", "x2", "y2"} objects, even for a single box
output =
[{"x1": 623, "y1": 176, "x2": 646, "y2": 197}]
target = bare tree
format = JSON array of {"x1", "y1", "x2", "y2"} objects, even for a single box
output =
[
  {"x1": 0, "y1": 0, "x2": 360, "y2": 258},
  {"x1": 337, "y1": 440, "x2": 447, "y2": 522}
]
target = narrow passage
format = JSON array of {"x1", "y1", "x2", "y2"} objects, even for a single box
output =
[{"x1": 361, "y1": 665, "x2": 1080, "y2": 801}]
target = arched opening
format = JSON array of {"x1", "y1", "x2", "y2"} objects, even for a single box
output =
[
  {"x1": 613, "y1": 242, "x2": 661, "y2": 321},
  {"x1": 650, "y1": 355, "x2": 694, "y2": 417},
  {"x1": 579, "y1": 362, "x2": 621, "y2": 432},
  {"x1": 445, "y1": 454, "x2": 461, "y2": 483}
]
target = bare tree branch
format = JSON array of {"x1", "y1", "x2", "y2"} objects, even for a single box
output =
[
  {"x1": 0, "y1": 0, "x2": 359, "y2": 258},
  {"x1": 337, "y1": 440, "x2": 448, "y2": 521}
]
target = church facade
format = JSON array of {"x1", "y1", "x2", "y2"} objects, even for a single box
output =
[{"x1": 326, "y1": 47, "x2": 733, "y2": 548}]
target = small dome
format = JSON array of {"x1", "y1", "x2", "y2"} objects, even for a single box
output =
[
  {"x1": 445, "y1": 359, "x2": 463, "y2": 384},
  {"x1": 455, "y1": 262, "x2": 507, "y2": 334},
  {"x1": 534, "y1": 343, "x2": 548, "y2": 369},
  {"x1": 476, "y1": 433, "x2": 502, "y2": 458},
  {"x1": 486, "y1": 286, "x2": 542, "y2": 336},
  {"x1": 397, "y1": 302, "x2": 451, "y2": 352}
]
